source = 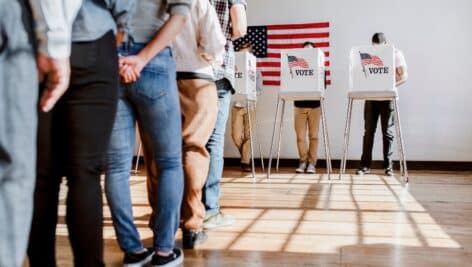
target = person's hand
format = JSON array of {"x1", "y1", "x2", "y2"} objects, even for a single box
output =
[
  {"x1": 37, "y1": 53, "x2": 71, "y2": 112},
  {"x1": 119, "y1": 55, "x2": 146, "y2": 83}
]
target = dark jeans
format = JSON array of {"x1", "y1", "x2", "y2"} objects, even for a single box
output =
[
  {"x1": 360, "y1": 100, "x2": 395, "y2": 169},
  {"x1": 28, "y1": 31, "x2": 118, "y2": 267},
  {"x1": 0, "y1": 1, "x2": 37, "y2": 266}
]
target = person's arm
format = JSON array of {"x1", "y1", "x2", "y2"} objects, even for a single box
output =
[
  {"x1": 230, "y1": 0, "x2": 247, "y2": 40},
  {"x1": 396, "y1": 66, "x2": 408, "y2": 87},
  {"x1": 29, "y1": 0, "x2": 82, "y2": 112},
  {"x1": 120, "y1": 2, "x2": 189, "y2": 83}
]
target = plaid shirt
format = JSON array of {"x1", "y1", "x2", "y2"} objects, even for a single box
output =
[{"x1": 209, "y1": 0, "x2": 247, "y2": 89}]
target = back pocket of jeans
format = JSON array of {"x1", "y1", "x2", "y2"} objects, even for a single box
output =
[{"x1": 135, "y1": 66, "x2": 169, "y2": 100}]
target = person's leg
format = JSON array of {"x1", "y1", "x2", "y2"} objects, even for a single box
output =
[
  {"x1": 360, "y1": 101, "x2": 380, "y2": 169},
  {"x1": 132, "y1": 47, "x2": 183, "y2": 253},
  {"x1": 0, "y1": 2, "x2": 37, "y2": 265},
  {"x1": 231, "y1": 106, "x2": 245, "y2": 163},
  {"x1": 240, "y1": 107, "x2": 253, "y2": 165},
  {"x1": 203, "y1": 79, "x2": 232, "y2": 218},
  {"x1": 61, "y1": 31, "x2": 118, "y2": 267},
  {"x1": 380, "y1": 100, "x2": 395, "y2": 170},
  {"x1": 294, "y1": 107, "x2": 309, "y2": 163},
  {"x1": 307, "y1": 107, "x2": 321, "y2": 165},
  {"x1": 179, "y1": 79, "x2": 218, "y2": 234}
]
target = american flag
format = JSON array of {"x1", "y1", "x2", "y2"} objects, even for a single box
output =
[
  {"x1": 234, "y1": 22, "x2": 330, "y2": 86},
  {"x1": 287, "y1": 55, "x2": 309, "y2": 69},
  {"x1": 360, "y1": 53, "x2": 384, "y2": 66}
]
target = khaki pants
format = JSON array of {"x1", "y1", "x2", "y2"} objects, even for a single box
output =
[
  {"x1": 144, "y1": 79, "x2": 218, "y2": 232},
  {"x1": 231, "y1": 106, "x2": 256, "y2": 164},
  {"x1": 294, "y1": 107, "x2": 321, "y2": 164}
]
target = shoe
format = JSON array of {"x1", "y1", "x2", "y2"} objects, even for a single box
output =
[
  {"x1": 296, "y1": 162, "x2": 307, "y2": 173},
  {"x1": 124, "y1": 248, "x2": 154, "y2": 267},
  {"x1": 151, "y1": 248, "x2": 183, "y2": 267},
  {"x1": 182, "y1": 230, "x2": 208, "y2": 249},
  {"x1": 306, "y1": 163, "x2": 316, "y2": 174},
  {"x1": 356, "y1": 167, "x2": 370, "y2": 175},
  {"x1": 203, "y1": 212, "x2": 235, "y2": 230},
  {"x1": 241, "y1": 163, "x2": 252, "y2": 172},
  {"x1": 385, "y1": 168, "x2": 394, "y2": 176}
]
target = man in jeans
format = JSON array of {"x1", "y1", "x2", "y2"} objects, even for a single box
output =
[
  {"x1": 356, "y1": 32, "x2": 408, "y2": 176},
  {"x1": 203, "y1": 0, "x2": 247, "y2": 230},
  {"x1": 0, "y1": 1, "x2": 80, "y2": 266}
]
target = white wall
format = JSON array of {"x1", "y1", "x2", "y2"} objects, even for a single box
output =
[{"x1": 223, "y1": 0, "x2": 472, "y2": 161}]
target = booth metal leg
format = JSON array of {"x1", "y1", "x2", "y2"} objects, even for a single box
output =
[
  {"x1": 320, "y1": 99, "x2": 332, "y2": 179},
  {"x1": 267, "y1": 98, "x2": 281, "y2": 179},
  {"x1": 247, "y1": 102, "x2": 256, "y2": 182},
  {"x1": 132, "y1": 141, "x2": 142, "y2": 174},
  {"x1": 276, "y1": 100, "x2": 286, "y2": 173},
  {"x1": 393, "y1": 98, "x2": 409, "y2": 183},
  {"x1": 340, "y1": 98, "x2": 354, "y2": 179},
  {"x1": 254, "y1": 116, "x2": 265, "y2": 173}
]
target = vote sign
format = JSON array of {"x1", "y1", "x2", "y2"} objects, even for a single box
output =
[
  {"x1": 350, "y1": 45, "x2": 395, "y2": 92},
  {"x1": 234, "y1": 51, "x2": 257, "y2": 101}
]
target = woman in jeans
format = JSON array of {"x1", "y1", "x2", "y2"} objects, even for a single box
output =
[{"x1": 104, "y1": 0, "x2": 191, "y2": 266}]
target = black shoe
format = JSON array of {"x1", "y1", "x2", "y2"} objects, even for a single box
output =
[
  {"x1": 385, "y1": 168, "x2": 394, "y2": 176},
  {"x1": 124, "y1": 248, "x2": 154, "y2": 267},
  {"x1": 241, "y1": 163, "x2": 252, "y2": 172},
  {"x1": 151, "y1": 248, "x2": 183, "y2": 267},
  {"x1": 356, "y1": 167, "x2": 370, "y2": 175},
  {"x1": 182, "y1": 230, "x2": 208, "y2": 249}
]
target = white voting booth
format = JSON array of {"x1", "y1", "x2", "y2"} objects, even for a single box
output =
[
  {"x1": 340, "y1": 45, "x2": 408, "y2": 182},
  {"x1": 233, "y1": 51, "x2": 264, "y2": 179},
  {"x1": 267, "y1": 48, "x2": 333, "y2": 178}
]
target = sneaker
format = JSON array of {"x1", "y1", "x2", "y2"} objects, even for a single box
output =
[
  {"x1": 296, "y1": 162, "x2": 307, "y2": 173},
  {"x1": 182, "y1": 230, "x2": 208, "y2": 249},
  {"x1": 124, "y1": 248, "x2": 154, "y2": 267},
  {"x1": 385, "y1": 168, "x2": 394, "y2": 176},
  {"x1": 203, "y1": 212, "x2": 235, "y2": 230},
  {"x1": 241, "y1": 163, "x2": 252, "y2": 172},
  {"x1": 356, "y1": 167, "x2": 370, "y2": 175},
  {"x1": 306, "y1": 163, "x2": 316, "y2": 174},
  {"x1": 151, "y1": 248, "x2": 183, "y2": 267}
]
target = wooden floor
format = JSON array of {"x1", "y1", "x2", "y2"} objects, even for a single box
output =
[{"x1": 46, "y1": 168, "x2": 472, "y2": 266}]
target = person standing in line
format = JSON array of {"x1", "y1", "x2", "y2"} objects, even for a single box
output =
[
  {"x1": 28, "y1": 1, "x2": 134, "y2": 266},
  {"x1": 201, "y1": 0, "x2": 248, "y2": 231},
  {"x1": 0, "y1": 1, "x2": 80, "y2": 266},
  {"x1": 104, "y1": 0, "x2": 191, "y2": 266},
  {"x1": 294, "y1": 42, "x2": 323, "y2": 174},
  {"x1": 356, "y1": 32, "x2": 408, "y2": 176},
  {"x1": 143, "y1": 0, "x2": 226, "y2": 250}
]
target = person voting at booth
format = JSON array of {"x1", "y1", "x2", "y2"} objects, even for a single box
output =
[
  {"x1": 294, "y1": 42, "x2": 323, "y2": 174},
  {"x1": 231, "y1": 44, "x2": 263, "y2": 172},
  {"x1": 356, "y1": 33, "x2": 408, "y2": 176}
]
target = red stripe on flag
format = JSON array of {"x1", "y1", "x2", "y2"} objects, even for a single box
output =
[
  {"x1": 325, "y1": 61, "x2": 330, "y2": 67},
  {"x1": 261, "y1": 71, "x2": 280, "y2": 77},
  {"x1": 267, "y1": 42, "x2": 330, "y2": 49},
  {"x1": 326, "y1": 70, "x2": 331, "y2": 76},
  {"x1": 267, "y1": 22, "x2": 329, "y2": 30},
  {"x1": 267, "y1": 32, "x2": 329, "y2": 39},
  {"x1": 257, "y1": 61, "x2": 281, "y2": 68},
  {"x1": 263, "y1": 80, "x2": 281, "y2": 86},
  {"x1": 326, "y1": 80, "x2": 332, "y2": 86},
  {"x1": 267, "y1": 52, "x2": 330, "y2": 58}
]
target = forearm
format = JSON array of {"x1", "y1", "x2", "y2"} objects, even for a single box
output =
[
  {"x1": 138, "y1": 14, "x2": 186, "y2": 63},
  {"x1": 230, "y1": 4, "x2": 247, "y2": 40}
]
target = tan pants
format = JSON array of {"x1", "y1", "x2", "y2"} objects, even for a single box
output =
[
  {"x1": 294, "y1": 107, "x2": 321, "y2": 164},
  {"x1": 231, "y1": 106, "x2": 256, "y2": 164},
  {"x1": 144, "y1": 79, "x2": 218, "y2": 232}
]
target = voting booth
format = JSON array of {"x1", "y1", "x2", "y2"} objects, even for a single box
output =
[
  {"x1": 267, "y1": 48, "x2": 333, "y2": 179},
  {"x1": 339, "y1": 45, "x2": 408, "y2": 182},
  {"x1": 233, "y1": 51, "x2": 264, "y2": 179}
]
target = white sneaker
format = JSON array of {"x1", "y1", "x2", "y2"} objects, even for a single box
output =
[
  {"x1": 306, "y1": 163, "x2": 316, "y2": 174},
  {"x1": 296, "y1": 162, "x2": 307, "y2": 173}
]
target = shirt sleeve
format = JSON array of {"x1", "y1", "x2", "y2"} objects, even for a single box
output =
[
  {"x1": 29, "y1": 0, "x2": 83, "y2": 59},
  {"x1": 167, "y1": 0, "x2": 192, "y2": 16},
  {"x1": 230, "y1": 0, "x2": 247, "y2": 8},
  {"x1": 104, "y1": 0, "x2": 135, "y2": 33}
]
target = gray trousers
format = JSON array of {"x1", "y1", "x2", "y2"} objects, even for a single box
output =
[{"x1": 0, "y1": 1, "x2": 38, "y2": 266}]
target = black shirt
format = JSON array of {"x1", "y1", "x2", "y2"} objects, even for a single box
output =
[{"x1": 294, "y1": 100, "x2": 320, "y2": 108}]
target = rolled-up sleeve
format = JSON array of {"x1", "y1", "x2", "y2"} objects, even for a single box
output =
[
  {"x1": 29, "y1": 0, "x2": 82, "y2": 59},
  {"x1": 105, "y1": 0, "x2": 135, "y2": 33},
  {"x1": 230, "y1": 0, "x2": 247, "y2": 8},
  {"x1": 167, "y1": 0, "x2": 191, "y2": 16}
]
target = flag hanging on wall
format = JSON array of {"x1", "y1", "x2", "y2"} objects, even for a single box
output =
[{"x1": 234, "y1": 22, "x2": 331, "y2": 86}]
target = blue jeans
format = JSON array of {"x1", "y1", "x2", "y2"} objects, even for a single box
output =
[
  {"x1": 0, "y1": 1, "x2": 37, "y2": 266},
  {"x1": 203, "y1": 79, "x2": 233, "y2": 218},
  {"x1": 105, "y1": 43, "x2": 183, "y2": 253}
]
